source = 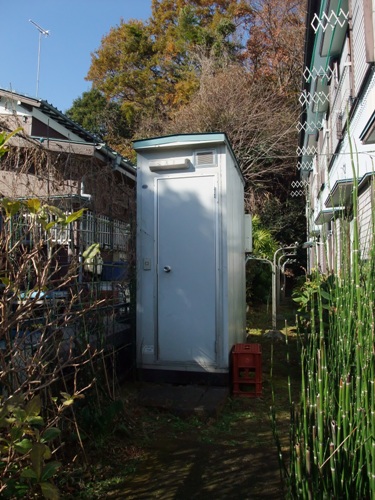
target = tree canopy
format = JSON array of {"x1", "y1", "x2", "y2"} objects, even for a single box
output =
[
  {"x1": 66, "y1": 89, "x2": 131, "y2": 154},
  {"x1": 86, "y1": 1, "x2": 253, "y2": 123},
  {"x1": 67, "y1": 0, "x2": 306, "y2": 242}
]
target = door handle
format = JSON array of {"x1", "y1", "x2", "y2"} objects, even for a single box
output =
[{"x1": 163, "y1": 266, "x2": 172, "y2": 273}]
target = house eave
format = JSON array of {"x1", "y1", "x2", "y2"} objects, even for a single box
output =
[
  {"x1": 315, "y1": 207, "x2": 344, "y2": 224},
  {"x1": 324, "y1": 178, "x2": 354, "y2": 207}
]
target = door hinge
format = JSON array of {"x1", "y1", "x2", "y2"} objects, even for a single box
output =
[{"x1": 214, "y1": 187, "x2": 217, "y2": 198}]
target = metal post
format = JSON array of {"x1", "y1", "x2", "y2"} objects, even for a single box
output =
[
  {"x1": 36, "y1": 30, "x2": 42, "y2": 97},
  {"x1": 272, "y1": 245, "x2": 298, "y2": 331},
  {"x1": 29, "y1": 20, "x2": 49, "y2": 98},
  {"x1": 277, "y1": 252, "x2": 297, "y2": 305},
  {"x1": 277, "y1": 253, "x2": 285, "y2": 308},
  {"x1": 272, "y1": 250, "x2": 282, "y2": 331}
]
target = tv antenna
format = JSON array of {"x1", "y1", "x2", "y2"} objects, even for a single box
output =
[{"x1": 29, "y1": 19, "x2": 50, "y2": 98}]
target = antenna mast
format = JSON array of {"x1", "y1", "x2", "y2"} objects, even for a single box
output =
[{"x1": 29, "y1": 19, "x2": 50, "y2": 98}]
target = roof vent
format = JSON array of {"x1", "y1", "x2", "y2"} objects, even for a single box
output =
[{"x1": 195, "y1": 150, "x2": 215, "y2": 166}]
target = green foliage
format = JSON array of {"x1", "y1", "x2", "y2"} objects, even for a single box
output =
[
  {"x1": 251, "y1": 215, "x2": 278, "y2": 260},
  {"x1": 281, "y1": 170, "x2": 375, "y2": 497},
  {"x1": 0, "y1": 131, "x2": 129, "y2": 499},
  {"x1": 76, "y1": 398, "x2": 126, "y2": 445},
  {"x1": 1, "y1": 197, "x2": 85, "y2": 226},
  {"x1": 0, "y1": 178, "x2": 107, "y2": 498},
  {"x1": 69, "y1": 1, "x2": 305, "y2": 238},
  {"x1": 292, "y1": 273, "x2": 335, "y2": 334},
  {"x1": 0, "y1": 128, "x2": 22, "y2": 158},
  {"x1": 82, "y1": 242, "x2": 101, "y2": 261},
  {"x1": 259, "y1": 196, "x2": 306, "y2": 246},
  {"x1": 174, "y1": 3, "x2": 240, "y2": 59},
  {"x1": 0, "y1": 394, "x2": 61, "y2": 499},
  {"x1": 246, "y1": 215, "x2": 278, "y2": 304},
  {"x1": 246, "y1": 260, "x2": 272, "y2": 305},
  {"x1": 86, "y1": 20, "x2": 160, "y2": 121},
  {"x1": 66, "y1": 88, "x2": 108, "y2": 137},
  {"x1": 83, "y1": 1, "x2": 253, "y2": 138},
  {"x1": 66, "y1": 89, "x2": 131, "y2": 149}
]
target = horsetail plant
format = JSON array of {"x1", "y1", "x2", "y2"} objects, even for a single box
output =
[{"x1": 279, "y1": 149, "x2": 375, "y2": 497}]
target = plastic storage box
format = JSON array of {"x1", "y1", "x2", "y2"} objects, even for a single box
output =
[{"x1": 232, "y1": 343, "x2": 262, "y2": 397}]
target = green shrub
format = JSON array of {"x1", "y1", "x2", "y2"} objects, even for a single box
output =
[{"x1": 0, "y1": 394, "x2": 61, "y2": 499}]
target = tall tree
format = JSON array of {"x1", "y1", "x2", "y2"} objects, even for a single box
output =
[
  {"x1": 86, "y1": 20, "x2": 159, "y2": 126},
  {"x1": 165, "y1": 63, "x2": 300, "y2": 215},
  {"x1": 85, "y1": 1, "x2": 253, "y2": 126},
  {"x1": 70, "y1": 0, "x2": 306, "y2": 240},
  {"x1": 66, "y1": 88, "x2": 132, "y2": 156},
  {"x1": 244, "y1": 0, "x2": 305, "y2": 93},
  {"x1": 84, "y1": 0, "x2": 304, "y2": 124},
  {"x1": 66, "y1": 88, "x2": 107, "y2": 138}
]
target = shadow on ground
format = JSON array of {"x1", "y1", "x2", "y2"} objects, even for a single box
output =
[
  {"x1": 63, "y1": 314, "x2": 300, "y2": 499},
  {"x1": 115, "y1": 437, "x2": 282, "y2": 499}
]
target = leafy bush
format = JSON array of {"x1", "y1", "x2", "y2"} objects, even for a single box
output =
[
  {"x1": 0, "y1": 129, "x2": 107, "y2": 497},
  {"x1": 292, "y1": 272, "x2": 335, "y2": 336},
  {"x1": 246, "y1": 215, "x2": 278, "y2": 304},
  {"x1": 0, "y1": 394, "x2": 61, "y2": 499}
]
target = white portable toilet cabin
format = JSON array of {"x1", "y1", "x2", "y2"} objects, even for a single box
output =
[{"x1": 134, "y1": 133, "x2": 249, "y2": 384}]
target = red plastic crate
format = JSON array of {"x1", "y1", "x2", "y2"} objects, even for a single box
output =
[{"x1": 232, "y1": 343, "x2": 262, "y2": 397}]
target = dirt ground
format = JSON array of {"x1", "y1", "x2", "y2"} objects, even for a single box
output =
[{"x1": 63, "y1": 317, "x2": 301, "y2": 499}]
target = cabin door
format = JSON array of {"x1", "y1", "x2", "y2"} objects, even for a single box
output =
[{"x1": 156, "y1": 174, "x2": 217, "y2": 365}]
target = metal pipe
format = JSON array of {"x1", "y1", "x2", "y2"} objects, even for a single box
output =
[
  {"x1": 246, "y1": 246, "x2": 297, "y2": 331},
  {"x1": 272, "y1": 245, "x2": 298, "y2": 330},
  {"x1": 29, "y1": 20, "x2": 49, "y2": 98},
  {"x1": 277, "y1": 252, "x2": 297, "y2": 305}
]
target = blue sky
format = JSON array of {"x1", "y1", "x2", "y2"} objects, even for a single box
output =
[{"x1": 1, "y1": 1, "x2": 152, "y2": 112}]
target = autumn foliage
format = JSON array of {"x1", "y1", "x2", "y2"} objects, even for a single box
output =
[{"x1": 69, "y1": 0, "x2": 306, "y2": 238}]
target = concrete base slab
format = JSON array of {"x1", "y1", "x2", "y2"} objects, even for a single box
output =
[
  {"x1": 138, "y1": 384, "x2": 229, "y2": 418},
  {"x1": 138, "y1": 368, "x2": 229, "y2": 386}
]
